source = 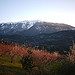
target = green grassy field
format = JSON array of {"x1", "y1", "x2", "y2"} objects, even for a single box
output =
[{"x1": 0, "y1": 56, "x2": 25, "y2": 75}]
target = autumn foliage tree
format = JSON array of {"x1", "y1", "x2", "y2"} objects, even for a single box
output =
[
  {"x1": 0, "y1": 40, "x2": 63, "y2": 64},
  {"x1": 0, "y1": 40, "x2": 26, "y2": 63}
]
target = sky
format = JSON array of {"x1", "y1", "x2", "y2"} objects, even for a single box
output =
[{"x1": 0, "y1": 0, "x2": 75, "y2": 27}]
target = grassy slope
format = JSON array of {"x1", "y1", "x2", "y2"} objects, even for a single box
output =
[
  {"x1": 0, "y1": 56, "x2": 75, "y2": 75},
  {"x1": 0, "y1": 56, "x2": 25, "y2": 75}
]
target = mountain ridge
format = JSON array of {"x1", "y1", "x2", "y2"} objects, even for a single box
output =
[{"x1": 0, "y1": 20, "x2": 75, "y2": 36}]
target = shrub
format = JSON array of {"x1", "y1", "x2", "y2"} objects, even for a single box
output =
[{"x1": 57, "y1": 60, "x2": 75, "y2": 75}]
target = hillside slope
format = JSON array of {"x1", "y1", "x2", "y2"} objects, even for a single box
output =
[{"x1": 0, "y1": 30, "x2": 75, "y2": 54}]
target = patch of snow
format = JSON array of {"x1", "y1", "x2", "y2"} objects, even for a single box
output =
[
  {"x1": 1, "y1": 23, "x2": 4, "y2": 26},
  {"x1": 11, "y1": 25, "x2": 14, "y2": 29},
  {"x1": 72, "y1": 28, "x2": 75, "y2": 30},
  {"x1": 1, "y1": 25, "x2": 5, "y2": 30},
  {"x1": 35, "y1": 26, "x2": 41, "y2": 31},
  {"x1": 51, "y1": 23, "x2": 55, "y2": 26},
  {"x1": 22, "y1": 23, "x2": 26, "y2": 28},
  {"x1": 21, "y1": 20, "x2": 39, "y2": 29}
]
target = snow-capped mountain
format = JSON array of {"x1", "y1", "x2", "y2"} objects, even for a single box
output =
[
  {"x1": 0, "y1": 20, "x2": 39, "y2": 34},
  {"x1": 0, "y1": 20, "x2": 75, "y2": 36}
]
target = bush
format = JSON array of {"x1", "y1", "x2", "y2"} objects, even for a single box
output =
[
  {"x1": 57, "y1": 60, "x2": 75, "y2": 75},
  {"x1": 21, "y1": 55, "x2": 34, "y2": 72}
]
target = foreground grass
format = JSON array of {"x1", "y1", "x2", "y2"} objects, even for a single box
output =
[
  {"x1": 0, "y1": 56, "x2": 26, "y2": 75},
  {"x1": 0, "y1": 55, "x2": 21, "y2": 67},
  {"x1": 0, "y1": 65, "x2": 25, "y2": 75},
  {"x1": 0, "y1": 55, "x2": 75, "y2": 75}
]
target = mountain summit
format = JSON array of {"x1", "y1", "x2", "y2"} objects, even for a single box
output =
[{"x1": 0, "y1": 20, "x2": 75, "y2": 36}]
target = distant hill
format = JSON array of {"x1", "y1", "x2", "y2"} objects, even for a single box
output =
[
  {"x1": 0, "y1": 30, "x2": 75, "y2": 54},
  {"x1": 33, "y1": 30, "x2": 75, "y2": 54}
]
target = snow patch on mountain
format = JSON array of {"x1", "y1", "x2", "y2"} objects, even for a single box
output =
[
  {"x1": 0, "y1": 20, "x2": 40, "y2": 32},
  {"x1": 11, "y1": 25, "x2": 14, "y2": 29},
  {"x1": 35, "y1": 26, "x2": 41, "y2": 31},
  {"x1": 0, "y1": 20, "x2": 75, "y2": 35},
  {"x1": 21, "y1": 20, "x2": 39, "y2": 29}
]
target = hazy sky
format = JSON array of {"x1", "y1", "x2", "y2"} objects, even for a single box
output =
[{"x1": 0, "y1": 0, "x2": 75, "y2": 26}]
